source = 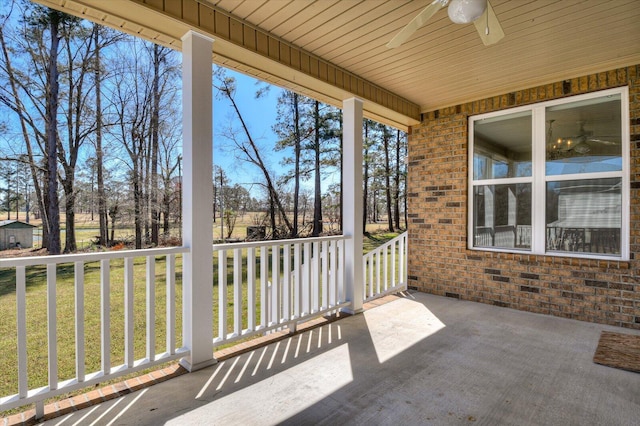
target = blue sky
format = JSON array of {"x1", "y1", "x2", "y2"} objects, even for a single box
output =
[
  {"x1": 212, "y1": 70, "x2": 340, "y2": 194},
  {"x1": 213, "y1": 71, "x2": 285, "y2": 188}
]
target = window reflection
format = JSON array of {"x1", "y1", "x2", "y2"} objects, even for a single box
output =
[
  {"x1": 474, "y1": 183, "x2": 531, "y2": 249},
  {"x1": 473, "y1": 111, "x2": 532, "y2": 180},
  {"x1": 546, "y1": 95, "x2": 621, "y2": 175},
  {"x1": 546, "y1": 178, "x2": 621, "y2": 255}
]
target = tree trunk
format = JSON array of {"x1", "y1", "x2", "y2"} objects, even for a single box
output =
[
  {"x1": 383, "y1": 127, "x2": 394, "y2": 232},
  {"x1": 394, "y1": 129, "x2": 401, "y2": 230},
  {"x1": 6, "y1": 171, "x2": 11, "y2": 220},
  {"x1": 15, "y1": 169, "x2": 19, "y2": 219},
  {"x1": 269, "y1": 194, "x2": 277, "y2": 237},
  {"x1": 163, "y1": 175, "x2": 171, "y2": 235},
  {"x1": 133, "y1": 161, "x2": 142, "y2": 249},
  {"x1": 312, "y1": 100, "x2": 323, "y2": 237},
  {"x1": 94, "y1": 26, "x2": 108, "y2": 246},
  {"x1": 292, "y1": 93, "x2": 301, "y2": 237},
  {"x1": 143, "y1": 141, "x2": 150, "y2": 244},
  {"x1": 109, "y1": 203, "x2": 118, "y2": 243},
  {"x1": 212, "y1": 176, "x2": 217, "y2": 223},
  {"x1": 45, "y1": 14, "x2": 62, "y2": 254},
  {"x1": 220, "y1": 80, "x2": 293, "y2": 235},
  {"x1": 362, "y1": 120, "x2": 369, "y2": 234},
  {"x1": 150, "y1": 44, "x2": 161, "y2": 245},
  {"x1": 0, "y1": 20, "x2": 48, "y2": 247},
  {"x1": 62, "y1": 179, "x2": 77, "y2": 252}
]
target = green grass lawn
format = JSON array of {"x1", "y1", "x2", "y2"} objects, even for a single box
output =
[
  {"x1": 0, "y1": 230, "x2": 403, "y2": 410},
  {"x1": 0, "y1": 256, "x2": 185, "y2": 397}
]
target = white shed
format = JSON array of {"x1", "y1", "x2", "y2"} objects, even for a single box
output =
[{"x1": 0, "y1": 220, "x2": 37, "y2": 250}]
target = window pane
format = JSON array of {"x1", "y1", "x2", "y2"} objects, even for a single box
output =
[
  {"x1": 473, "y1": 183, "x2": 531, "y2": 249},
  {"x1": 546, "y1": 178, "x2": 621, "y2": 255},
  {"x1": 473, "y1": 111, "x2": 532, "y2": 180},
  {"x1": 546, "y1": 94, "x2": 621, "y2": 175}
]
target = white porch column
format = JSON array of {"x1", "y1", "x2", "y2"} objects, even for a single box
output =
[
  {"x1": 180, "y1": 31, "x2": 215, "y2": 372},
  {"x1": 343, "y1": 98, "x2": 364, "y2": 314}
]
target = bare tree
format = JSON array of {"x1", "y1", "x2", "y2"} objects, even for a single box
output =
[
  {"x1": 362, "y1": 119, "x2": 371, "y2": 233},
  {"x1": 109, "y1": 40, "x2": 152, "y2": 248},
  {"x1": 215, "y1": 69, "x2": 293, "y2": 237},
  {"x1": 381, "y1": 124, "x2": 394, "y2": 232},
  {"x1": 40, "y1": 8, "x2": 68, "y2": 254}
]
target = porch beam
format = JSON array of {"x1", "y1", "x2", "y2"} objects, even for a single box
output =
[
  {"x1": 342, "y1": 98, "x2": 364, "y2": 314},
  {"x1": 31, "y1": 0, "x2": 420, "y2": 130},
  {"x1": 180, "y1": 30, "x2": 216, "y2": 372}
]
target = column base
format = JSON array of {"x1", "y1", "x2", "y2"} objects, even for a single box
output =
[
  {"x1": 180, "y1": 356, "x2": 218, "y2": 372},
  {"x1": 341, "y1": 306, "x2": 364, "y2": 315}
]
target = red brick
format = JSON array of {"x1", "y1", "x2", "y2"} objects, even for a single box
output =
[{"x1": 408, "y1": 65, "x2": 640, "y2": 329}]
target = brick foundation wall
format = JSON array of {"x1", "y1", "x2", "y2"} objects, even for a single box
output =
[{"x1": 407, "y1": 65, "x2": 640, "y2": 330}]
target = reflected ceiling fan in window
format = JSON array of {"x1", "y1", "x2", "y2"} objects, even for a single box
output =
[
  {"x1": 547, "y1": 120, "x2": 619, "y2": 158},
  {"x1": 562, "y1": 121, "x2": 619, "y2": 155},
  {"x1": 386, "y1": 0, "x2": 504, "y2": 48}
]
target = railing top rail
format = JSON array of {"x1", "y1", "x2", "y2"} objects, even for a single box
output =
[
  {"x1": 0, "y1": 246, "x2": 189, "y2": 268},
  {"x1": 212, "y1": 234, "x2": 350, "y2": 251},
  {"x1": 364, "y1": 231, "x2": 407, "y2": 257}
]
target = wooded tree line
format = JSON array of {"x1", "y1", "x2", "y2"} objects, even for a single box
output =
[{"x1": 0, "y1": 1, "x2": 407, "y2": 255}]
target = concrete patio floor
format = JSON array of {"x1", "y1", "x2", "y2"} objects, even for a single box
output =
[{"x1": 42, "y1": 291, "x2": 639, "y2": 425}]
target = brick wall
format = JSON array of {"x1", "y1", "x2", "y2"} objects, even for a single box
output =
[{"x1": 407, "y1": 65, "x2": 640, "y2": 330}]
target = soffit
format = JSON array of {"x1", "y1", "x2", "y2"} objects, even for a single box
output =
[
  {"x1": 206, "y1": 0, "x2": 640, "y2": 112},
  {"x1": 33, "y1": 0, "x2": 640, "y2": 128},
  {"x1": 32, "y1": 0, "x2": 421, "y2": 130}
]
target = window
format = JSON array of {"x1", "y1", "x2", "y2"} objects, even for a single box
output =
[{"x1": 468, "y1": 88, "x2": 629, "y2": 259}]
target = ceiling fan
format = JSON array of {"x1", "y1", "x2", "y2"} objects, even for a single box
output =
[
  {"x1": 547, "y1": 120, "x2": 619, "y2": 156},
  {"x1": 386, "y1": 0, "x2": 504, "y2": 48},
  {"x1": 567, "y1": 121, "x2": 619, "y2": 155}
]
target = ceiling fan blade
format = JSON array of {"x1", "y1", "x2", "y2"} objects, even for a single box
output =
[
  {"x1": 587, "y1": 138, "x2": 619, "y2": 146},
  {"x1": 386, "y1": 1, "x2": 444, "y2": 49},
  {"x1": 474, "y1": 1, "x2": 504, "y2": 46}
]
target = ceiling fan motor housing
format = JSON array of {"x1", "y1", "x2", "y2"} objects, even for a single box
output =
[{"x1": 448, "y1": 0, "x2": 488, "y2": 24}]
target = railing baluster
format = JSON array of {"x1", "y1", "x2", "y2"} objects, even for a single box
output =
[
  {"x1": 338, "y1": 239, "x2": 345, "y2": 303},
  {"x1": 16, "y1": 266, "x2": 27, "y2": 398},
  {"x1": 391, "y1": 240, "x2": 397, "y2": 288},
  {"x1": 234, "y1": 248, "x2": 242, "y2": 336},
  {"x1": 401, "y1": 234, "x2": 406, "y2": 285},
  {"x1": 219, "y1": 250, "x2": 228, "y2": 340},
  {"x1": 382, "y1": 246, "x2": 389, "y2": 291},
  {"x1": 47, "y1": 264, "x2": 58, "y2": 391},
  {"x1": 146, "y1": 256, "x2": 156, "y2": 362},
  {"x1": 360, "y1": 232, "x2": 408, "y2": 301},
  {"x1": 294, "y1": 243, "x2": 302, "y2": 318},
  {"x1": 303, "y1": 242, "x2": 311, "y2": 314},
  {"x1": 329, "y1": 241, "x2": 337, "y2": 307},
  {"x1": 260, "y1": 246, "x2": 268, "y2": 328},
  {"x1": 74, "y1": 261, "x2": 85, "y2": 383},
  {"x1": 5, "y1": 236, "x2": 394, "y2": 412},
  {"x1": 271, "y1": 244, "x2": 280, "y2": 325},
  {"x1": 362, "y1": 255, "x2": 368, "y2": 300},
  {"x1": 247, "y1": 247, "x2": 256, "y2": 331},
  {"x1": 2, "y1": 246, "x2": 189, "y2": 414},
  {"x1": 124, "y1": 257, "x2": 134, "y2": 367},
  {"x1": 321, "y1": 240, "x2": 328, "y2": 310},
  {"x1": 312, "y1": 241, "x2": 320, "y2": 313},
  {"x1": 368, "y1": 253, "x2": 374, "y2": 298},
  {"x1": 282, "y1": 244, "x2": 291, "y2": 322},
  {"x1": 166, "y1": 254, "x2": 176, "y2": 355},
  {"x1": 374, "y1": 250, "x2": 382, "y2": 294},
  {"x1": 100, "y1": 259, "x2": 110, "y2": 375}
]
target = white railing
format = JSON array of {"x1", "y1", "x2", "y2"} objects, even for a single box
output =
[
  {"x1": 0, "y1": 246, "x2": 189, "y2": 416},
  {"x1": 212, "y1": 235, "x2": 349, "y2": 347},
  {"x1": 0, "y1": 232, "x2": 410, "y2": 417},
  {"x1": 363, "y1": 232, "x2": 408, "y2": 301}
]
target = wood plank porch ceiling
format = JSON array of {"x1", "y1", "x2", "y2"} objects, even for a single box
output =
[{"x1": 35, "y1": 0, "x2": 640, "y2": 131}]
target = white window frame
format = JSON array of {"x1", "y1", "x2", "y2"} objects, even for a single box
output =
[{"x1": 468, "y1": 87, "x2": 629, "y2": 260}]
